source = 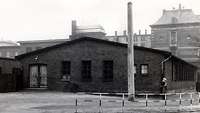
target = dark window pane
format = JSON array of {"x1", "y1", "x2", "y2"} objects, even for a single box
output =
[
  {"x1": 35, "y1": 47, "x2": 42, "y2": 50},
  {"x1": 103, "y1": 60, "x2": 113, "y2": 82},
  {"x1": 26, "y1": 47, "x2": 32, "y2": 53},
  {"x1": 81, "y1": 60, "x2": 92, "y2": 82},
  {"x1": 61, "y1": 61, "x2": 71, "y2": 75}
]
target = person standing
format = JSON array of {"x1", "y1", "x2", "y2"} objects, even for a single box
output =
[{"x1": 162, "y1": 77, "x2": 167, "y2": 93}]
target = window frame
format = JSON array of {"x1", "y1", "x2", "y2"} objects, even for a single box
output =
[
  {"x1": 81, "y1": 60, "x2": 92, "y2": 82},
  {"x1": 6, "y1": 51, "x2": 10, "y2": 57},
  {"x1": 134, "y1": 64, "x2": 137, "y2": 75},
  {"x1": 140, "y1": 64, "x2": 149, "y2": 76},
  {"x1": 197, "y1": 49, "x2": 200, "y2": 57},
  {"x1": 26, "y1": 47, "x2": 32, "y2": 53},
  {"x1": 61, "y1": 61, "x2": 71, "y2": 78},
  {"x1": 170, "y1": 31, "x2": 177, "y2": 46},
  {"x1": 102, "y1": 60, "x2": 113, "y2": 82},
  {"x1": 15, "y1": 51, "x2": 18, "y2": 56}
]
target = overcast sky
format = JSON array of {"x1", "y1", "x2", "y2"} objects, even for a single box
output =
[{"x1": 0, "y1": 0, "x2": 200, "y2": 41}]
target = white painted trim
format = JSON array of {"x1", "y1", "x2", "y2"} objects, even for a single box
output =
[
  {"x1": 178, "y1": 47, "x2": 200, "y2": 49},
  {"x1": 182, "y1": 58, "x2": 200, "y2": 61},
  {"x1": 154, "y1": 46, "x2": 200, "y2": 50},
  {"x1": 152, "y1": 26, "x2": 200, "y2": 30}
]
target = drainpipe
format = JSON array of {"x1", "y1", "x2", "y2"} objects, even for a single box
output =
[{"x1": 161, "y1": 55, "x2": 172, "y2": 75}]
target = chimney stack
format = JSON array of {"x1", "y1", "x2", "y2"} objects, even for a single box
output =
[
  {"x1": 115, "y1": 31, "x2": 118, "y2": 36},
  {"x1": 179, "y1": 4, "x2": 182, "y2": 10},
  {"x1": 139, "y1": 30, "x2": 141, "y2": 35},
  {"x1": 71, "y1": 20, "x2": 77, "y2": 36},
  {"x1": 163, "y1": 9, "x2": 166, "y2": 15},
  {"x1": 145, "y1": 29, "x2": 147, "y2": 35},
  {"x1": 123, "y1": 30, "x2": 127, "y2": 36}
]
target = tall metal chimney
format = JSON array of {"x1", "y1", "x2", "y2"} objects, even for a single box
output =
[{"x1": 127, "y1": 2, "x2": 135, "y2": 101}]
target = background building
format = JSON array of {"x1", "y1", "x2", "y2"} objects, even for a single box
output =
[
  {"x1": 134, "y1": 30, "x2": 151, "y2": 48},
  {"x1": 70, "y1": 20, "x2": 106, "y2": 40},
  {"x1": 0, "y1": 39, "x2": 69, "y2": 58},
  {"x1": 70, "y1": 20, "x2": 151, "y2": 47},
  {"x1": 0, "y1": 41, "x2": 20, "y2": 58},
  {"x1": 150, "y1": 4, "x2": 200, "y2": 67},
  {"x1": 0, "y1": 20, "x2": 152, "y2": 59},
  {"x1": 18, "y1": 39, "x2": 68, "y2": 54}
]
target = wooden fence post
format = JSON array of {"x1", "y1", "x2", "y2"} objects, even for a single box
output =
[
  {"x1": 75, "y1": 98, "x2": 78, "y2": 113},
  {"x1": 122, "y1": 93, "x2": 125, "y2": 112},
  {"x1": 145, "y1": 94, "x2": 148, "y2": 107}
]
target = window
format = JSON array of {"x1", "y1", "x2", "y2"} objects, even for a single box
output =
[
  {"x1": 171, "y1": 17, "x2": 178, "y2": 24},
  {"x1": 170, "y1": 31, "x2": 177, "y2": 46},
  {"x1": 197, "y1": 49, "x2": 200, "y2": 57},
  {"x1": 103, "y1": 60, "x2": 113, "y2": 82},
  {"x1": 134, "y1": 35, "x2": 138, "y2": 42},
  {"x1": 61, "y1": 61, "x2": 71, "y2": 75},
  {"x1": 61, "y1": 61, "x2": 71, "y2": 80},
  {"x1": 134, "y1": 65, "x2": 137, "y2": 75},
  {"x1": 35, "y1": 47, "x2": 42, "y2": 50},
  {"x1": 81, "y1": 60, "x2": 92, "y2": 81},
  {"x1": 186, "y1": 35, "x2": 191, "y2": 40},
  {"x1": 141, "y1": 64, "x2": 149, "y2": 75},
  {"x1": 15, "y1": 52, "x2": 18, "y2": 56},
  {"x1": 6, "y1": 52, "x2": 10, "y2": 57},
  {"x1": 26, "y1": 47, "x2": 32, "y2": 53}
]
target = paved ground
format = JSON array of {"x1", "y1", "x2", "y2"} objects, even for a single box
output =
[{"x1": 0, "y1": 91, "x2": 200, "y2": 113}]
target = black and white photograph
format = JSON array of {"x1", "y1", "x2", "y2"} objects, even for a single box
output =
[{"x1": 0, "y1": 0, "x2": 200, "y2": 112}]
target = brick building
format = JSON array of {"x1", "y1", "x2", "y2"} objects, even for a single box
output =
[
  {"x1": 16, "y1": 37, "x2": 197, "y2": 93},
  {"x1": 0, "y1": 41, "x2": 20, "y2": 58},
  {"x1": 0, "y1": 58, "x2": 22, "y2": 92},
  {"x1": 70, "y1": 20, "x2": 152, "y2": 47},
  {"x1": 150, "y1": 4, "x2": 200, "y2": 68},
  {"x1": 0, "y1": 39, "x2": 69, "y2": 59},
  {"x1": 18, "y1": 39, "x2": 68, "y2": 54}
]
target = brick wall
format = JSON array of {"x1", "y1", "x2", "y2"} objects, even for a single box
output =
[
  {"x1": 18, "y1": 38, "x2": 197, "y2": 93},
  {"x1": 0, "y1": 58, "x2": 22, "y2": 92},
  {"x1": 19, "y1": 40, "x2": 127, "y2": 92}
]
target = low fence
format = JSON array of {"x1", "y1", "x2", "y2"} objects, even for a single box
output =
[{"x1": 74, "y1": 92, "x2": 200, "y2": 112}]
